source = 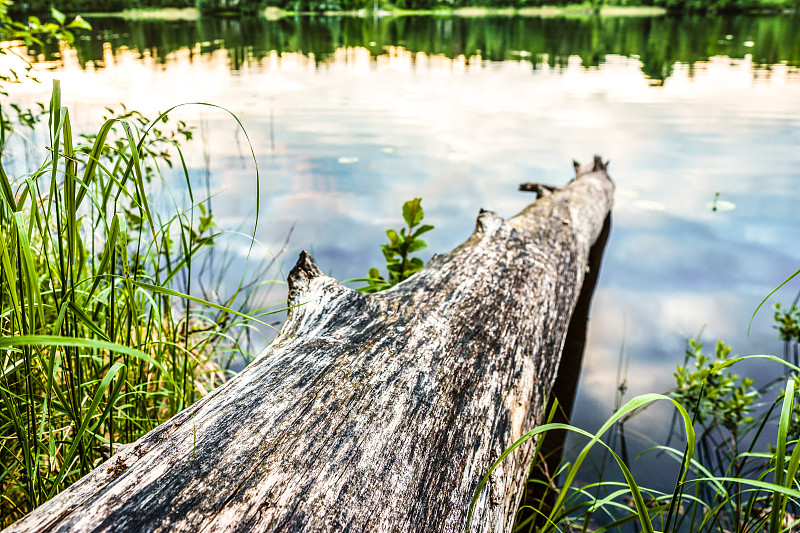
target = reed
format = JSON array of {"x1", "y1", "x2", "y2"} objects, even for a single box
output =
[{"x1": 0, "y1": 81, "x2": 276, "y2": 526}]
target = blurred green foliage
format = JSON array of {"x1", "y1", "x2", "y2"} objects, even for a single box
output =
[
  {"x1": 1, "y1": 1, "x2": 91, "y2": 135},
  {"x1": 7, "y1": 0, "x2": 194, "y2": 12},
  {"x1": 6, "y1": 0, "x2": 799, "y2": 15},
  {"x1": 15, "y1": 13, "x2": 799, "y2": 87}
]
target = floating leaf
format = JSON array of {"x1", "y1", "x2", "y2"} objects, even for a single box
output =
[
  {"x1": 632, "y1": 200, "x2": 666, "y2": 211},
  {"x1": 337, "y1": 156, "x2": 359, "y2": 164},
  {"x1": 707, "y1": 200, "x2": 736, "y2": 212}
]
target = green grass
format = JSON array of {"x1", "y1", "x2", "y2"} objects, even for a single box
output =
[
  {"x1": 473, "y1": 270, "x2": 800, "y2": 532},
  {"x1": 470, "y1": 342, "x2": 800, "y2": 531},
  {"x1": 0, "y1": 81, "x2": 278, "y2": 526}
]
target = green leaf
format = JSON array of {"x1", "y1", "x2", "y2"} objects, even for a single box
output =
[
  {"x1": 770, "y1": 378, "x2": 796, "y2": 532},
  {"x1": 407, "y1": 239, "x2": 428, "y2": 254},
  {"x1": 381, "y1": 244, "x2": 398, "y2": 262},
  {"x1": 402, "y1": 257, "x2": 424, "y2": 279},
  {"x1": 77, "y1": 118, "x2": 116, "y2": 207},
  {"x1": 466, "y1": 393, "x2": 694, "y2": 533},
  {"x1": 362, "y1": 197, "x2": 435, "y2": 293},
  {"x1": 0, "y1": 160, "x2": 14, "y2": 209},
  {"x1": 402, "y1": 198, "x2": 424, "y2": 228},
  {"x1": 385, "y1": 229, "x2": 400, "y2": 246},
  {"x1": 67, "y1": 16, "x2": 92, "y2": 31},
  {"x1": 0, "y1": 335, "x2": 171, "y2": 381},
  {"x1": 412, "y1": 224, "x2": 434, "y2": 238}
]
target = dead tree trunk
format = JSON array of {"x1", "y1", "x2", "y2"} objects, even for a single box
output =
[{"x1": 6, "y1": 156, "x2": 614, "y2": 533}]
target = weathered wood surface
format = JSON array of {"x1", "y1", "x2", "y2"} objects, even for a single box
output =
[{"x1": 6, "y1": 157, "x2": 614, "y2": 533}]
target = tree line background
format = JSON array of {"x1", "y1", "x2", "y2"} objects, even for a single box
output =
[
  {"x1": 18, "y1": 10, "x2": 800, "y2": 80},
  {"x1": 7, "y1": 0, "x2": 799, "y2": 15}
]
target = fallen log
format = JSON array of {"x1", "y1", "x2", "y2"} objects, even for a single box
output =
[{"x1": 6, "y1": 156, "x2": 614, "y2": 533}]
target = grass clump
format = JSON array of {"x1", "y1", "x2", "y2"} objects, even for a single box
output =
[{"x1": 0, "y1": 81, "x2": 272, "y2": 526}]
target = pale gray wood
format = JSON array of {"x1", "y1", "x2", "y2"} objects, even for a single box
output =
[{"x1": 5, "y1": 156, "x2": 614, "y2": 533}]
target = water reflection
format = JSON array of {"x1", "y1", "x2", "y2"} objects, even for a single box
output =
[{"x1": 19, "y1": 14, "x2": 800, "y2": 79}]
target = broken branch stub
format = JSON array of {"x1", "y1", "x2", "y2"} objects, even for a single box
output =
[{"x1": 6, "y1": 156, "x2": 614, "y2": 533}]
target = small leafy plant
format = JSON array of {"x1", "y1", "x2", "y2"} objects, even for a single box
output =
[
  {"x1": 774, "y1": 302, "x2": 800, "y2": 365},
  {"x1": 673, "y1": 338, "x2": 756, "y2": 433},
  {"x1": 358, "y1": 198, "x2": 434, "y2": 294}
]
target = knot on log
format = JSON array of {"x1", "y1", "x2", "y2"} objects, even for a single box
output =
[
  {"x1": 574, "y1": 155, "x2": 609, "y2": 179},
  {"x1": 474, "y1": 209, "x2": 505, "y2": 240},
  {"x1": 288, "y1": 250, "x2": 324, "y2": 295},
  {"x1": 283, "y1": 251, "x2": 356, "y2": 341},
  {"x1": 520, "y1": 156, "x2": 609, "y2": 199},
  {"x1": 518, "y1": 182, "x2": 561, "y2": 199}
]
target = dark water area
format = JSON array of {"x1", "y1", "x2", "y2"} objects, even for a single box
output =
[{"x1": 3, "y1": 12, "x2": 800, "y2": 495}]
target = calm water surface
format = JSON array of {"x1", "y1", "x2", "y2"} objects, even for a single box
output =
[{"x1": 3, "y1": 13, "x2": 800, "y2": 490}]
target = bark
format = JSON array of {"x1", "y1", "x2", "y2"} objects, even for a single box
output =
[
  {"x1": 519, "y1": 213, "x2": 612, "y2": 526},
  {"x1": 5, "y1": 156, "x2": 614, "y2": 533}
]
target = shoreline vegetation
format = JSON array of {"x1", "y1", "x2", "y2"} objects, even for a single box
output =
[
  {"x1": 0, "y1": 78, "x2": 278, "y2": 526},
  {"x1": 8, "y1": 0, "x2": 799, "y2": 18}
]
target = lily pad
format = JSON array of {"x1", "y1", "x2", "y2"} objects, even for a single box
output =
[
  {"x1": 338, "y1": 156, "x2": 359, "y2": 164},
  {"x1": 632, "y1": 200, "x2": 666, "y2": 211},
  {"x1": 707, "y1": 200, "x2": 736, "y2": 212}
]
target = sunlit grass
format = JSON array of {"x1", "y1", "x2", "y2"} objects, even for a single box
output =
[{"x1": 0, "y1": 80, "x2": 278, "y2": 526}]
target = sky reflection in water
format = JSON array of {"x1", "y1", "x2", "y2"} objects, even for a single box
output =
[{"x1": 3, "y1": 14, "x2": 800, "y2": 490}]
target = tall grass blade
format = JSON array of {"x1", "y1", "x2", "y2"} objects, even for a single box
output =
[
  {"x1": 770, "y1": 378, "x2": 796, "y2": 532},
  {"x1": 0, "y1": 336, "x2": 172, "y2": 382},
  {"x1": 468, "y1": 393, "x2": 695, "y2": 533},
  {"x1": 48, "y1": 361, "x2": 125, "y2": 497},
  {"x1": 749, "y1": 267, "x2": 800, "y2": 336}
]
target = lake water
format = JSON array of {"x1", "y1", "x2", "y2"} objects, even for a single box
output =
[{"x1": 3, "y1": 12, "x2": 800, "y2": 493}]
